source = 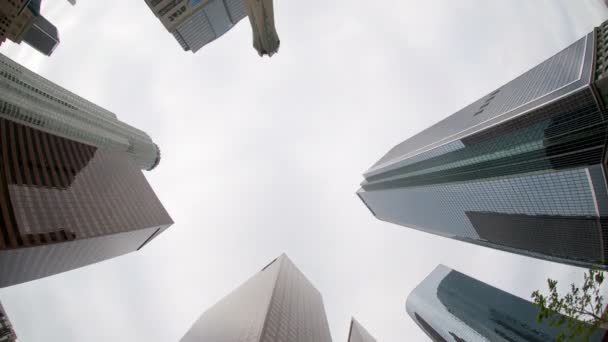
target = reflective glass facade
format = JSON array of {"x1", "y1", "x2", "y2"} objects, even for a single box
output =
[
  {"x1": 180, "y1": 254, "x2": 333, "y2": 342},
  {"x1": 347, "y1": 318, "x2": 376, "y2": 342},
  {"x1": 407, "y1": 265, "x2": 606, "y2": 342},
  {"x1": 359, "y1": 21, "x2": 608, "y2": 268}
]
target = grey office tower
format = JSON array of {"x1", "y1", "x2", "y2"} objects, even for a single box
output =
[
  {"x1": 358, "y1": 20, "x2": 608, "y2": 269},
  {"x1": 0, "y1": 53, "x2": 173, "y2": 287},
  {"x1": 407, "y1": 265, "x2": 606, "y2": 341},
  {"x1": 180, "y1": 254, "x2": 333, "y2": 342}
]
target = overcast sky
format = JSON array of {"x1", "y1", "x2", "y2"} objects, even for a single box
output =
[{"x1": 1, "y1": 1, "x2": 608, "y2": 341}]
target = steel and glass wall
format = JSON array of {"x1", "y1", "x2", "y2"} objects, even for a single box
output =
[
  {"x1": 180, "y1": 254, "x2": 333, "y2": 342},
  {"x1": 0, "y1": 53, "x2": 161, "y2": 170},
  {"x1": 358, "y1": 21, "x2": 608, "y2": 268},
  {"x1": 406, "y1": 265, "x2": 606, "y2": 342}
]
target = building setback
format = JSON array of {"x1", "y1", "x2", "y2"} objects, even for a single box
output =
[
  {"x1": 180, "y1": 254, "x2": 333, "y2": 342},
  {"x1": 407, "y1": 265, "x2": 606, "y2": 341},
  {"x1": 347, "y1": 318, "x2": 376, "y2": 342},
  {"x1": 358, "y1": 19, "x2": 608, "y2": 269},
  {"x1": 144, "y1": 0, "x2": 247, "y2": 53},
  {"x1": 0, "y1": 53, "x2": 173, "y2": 287}
]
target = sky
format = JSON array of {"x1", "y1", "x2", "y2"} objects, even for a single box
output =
[{"x1": 0, "y1": 0, "x2": 608, "y2": 341}]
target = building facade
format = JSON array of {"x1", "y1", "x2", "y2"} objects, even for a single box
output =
[
  {"x1": 144, "y1": 0, "x2": 247, "y2": 53},
  {"x1": 21, "y1": 15, "x2": 59, "y2": 56},
  {"x1": 0, "y1": 53, "x2": 173, "y2": 287},
  {"x1": 0, "y1": 0, "x2": 59, "y2": 56},
  {"x1": 358, "y1": 20, "x2": 608, "y2": 269},
  {"x1": 180, "y1": 254, "x2": 333, "y2": 342},
  {"x1": 407, "y1": 265, "x2": 606, "y2": 342},
  {"x1": 0, "y1": 302, "x2": 16, "y2": 342},
  {"x1": 0, "y1": 0, "x2": 33, "y2": 46},
  {"x1": 347, "y1": 318, "x2": 376, "y2": 342},
  {"x1": 0, "y1": 54, "x2": 161, "y2": 171}
]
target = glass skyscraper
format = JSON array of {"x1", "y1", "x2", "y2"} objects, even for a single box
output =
[
  {"x1": 407, "y1": 265, "x2": 606, "y2": 341},
  {"x1": 180, "y1": 254, "x2": 333, "y2": 342},
  {"x1": 0, "y1": 53, "x2": 173, "y2": 287},
  {"x1": 358, "y1": 19, "x2": 608, "y2": 269},
  {"x1": 347, "y1": 318, "x2": 376, "y2": 342}
]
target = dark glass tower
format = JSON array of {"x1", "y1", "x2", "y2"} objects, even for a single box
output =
[
  {"x1": 180, "y1": 254, "x2": 333, "y2": 342},
  {"x1": 347, "y1": 318, "x2": 376, "y2": 342},
  {"x1": 407, "y1": 265, "x2": 606, "y2": 341},
  {"x1": 358, "y1": 20, "x2": 608, "y2": 269},
  {"x1": 0, "y1": 54, "x2": 173, "y2": 288}
]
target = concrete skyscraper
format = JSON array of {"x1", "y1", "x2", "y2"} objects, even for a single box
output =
[
  {"x1": 407, "y1": 265, "x2": 606, "y2": 341},
  {"x1": 0, "y1": 53, "x2": 173, "y2": 287},
  {"x1": 0, "y1": 302, "x2": 16, "y2": 342},
  {"x1": 144, "y1": 0, "x2": 248, "y2": 53},
  {"x1": 180, "y1": 254, "x2": 333, "y2": 342},
  {"x1": 358, "y1": 19, "x2": 608, "y2": 269},
  {"x1": 347, "y1": 318, "x2": 376, "y2": 342}
]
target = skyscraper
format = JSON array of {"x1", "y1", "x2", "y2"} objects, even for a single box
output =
[
  {"x1": 180, "y1": 254, "x2": 333, "y2": 342},
  {"x1": 0, "y1": 0, "x2": 60, "y2": 56},
  {"x1": 144, "y1": 0, "x2": 248, "y2": 53},
  {"x1": 0, "y1": 301, "x2": 16, "y2": 342},
  {"x1": 0, "y1": 53, "x2": 173, "y2": 288},
  {"x1": 0, "y1": 0, "x2": 35, "y2": 47},
  {"x1": 347, "y1": 318, "x2": 376, "y2": 342},
  {"x1": 358, "y1": 19, "x2": 608, "y2": 269},
  {"x1": 407, "y1": 265, "x2": 606, "y2": 341},
  {"x1": 21, "y1": 15, "x2": 59, "y2": 56}
]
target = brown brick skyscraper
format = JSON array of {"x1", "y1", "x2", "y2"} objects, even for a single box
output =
[{"x1": 0, "y1": 53, "x2": 173, "y2": 288}]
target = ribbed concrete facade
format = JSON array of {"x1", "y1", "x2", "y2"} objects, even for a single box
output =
[
  {"x1": 347, "y1": 318, "x2": 376, "y2": 342},
  {"x1": 0, "y1": 54, "x2": 173, "y2": 288},
  {"x1": 145, "y1": 0, "x2": 247, "y2": 53},
  {"x1": 180, "y1": 254, "x2": 333, "y2": 342},
  {"x1": 358, "y1": 20, "x2": 608, "y2": 269},
  {"x1": 0, "y1": 53, "x2": 161, "y2": 171}
]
